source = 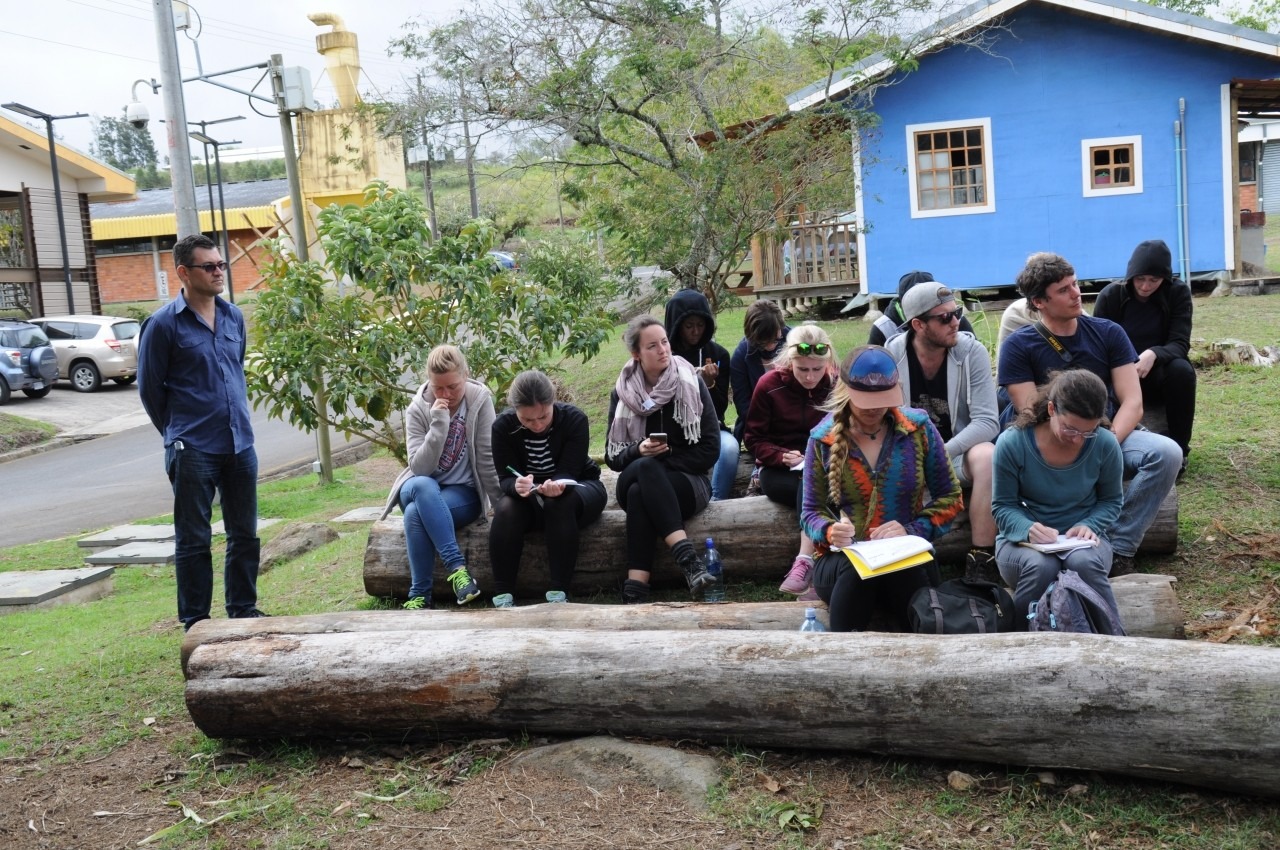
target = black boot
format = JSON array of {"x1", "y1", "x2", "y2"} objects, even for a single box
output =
[
  {"x1": 672, "y1": 539, "x2": 712, "y2": 596},
  {"x1": 621, "y1": 579, "x2": 651, "y2": 604}
]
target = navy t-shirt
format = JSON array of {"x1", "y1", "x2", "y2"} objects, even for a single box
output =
[{"x1": 997, "y1": 315, "x2": 1137, "y2": 418}]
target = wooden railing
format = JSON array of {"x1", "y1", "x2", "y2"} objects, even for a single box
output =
[{"x1": 752, "y1": 209, "x2": 858, "y2": 294}]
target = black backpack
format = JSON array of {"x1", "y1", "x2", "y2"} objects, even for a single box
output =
[
  {"x1": 909, "y1": 578, "x2": 1017, "y2": 634},
  {"x1": 1027, "y1": 569, "x2": 1126, "y2": 635}
]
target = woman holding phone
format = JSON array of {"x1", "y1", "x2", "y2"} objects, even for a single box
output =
[{"x1": 606, "y1": 314, "x2": 720, "y2": 604}]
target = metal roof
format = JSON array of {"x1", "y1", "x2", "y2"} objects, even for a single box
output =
[
  {"x1": 787, "y1": 0, "x2": 1280, "y2": 111},
  {"x1": 90, "y1": 178, "x2": 290, "y2": 220}
]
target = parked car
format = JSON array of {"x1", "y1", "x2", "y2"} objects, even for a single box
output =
[
  {"x1": 0, "y1": 318, "x2": 58, "y2": 405},
  {"x1": 29, "y1": 315, "x2": 141, "y2": 393},
  {"x1": 488, "y1": 250, "x2": 518, "y2": 271}
]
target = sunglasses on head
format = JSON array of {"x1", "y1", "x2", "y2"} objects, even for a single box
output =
[
  {"x1": 923, "y1": 307, "x2": 964, "y2": 324},
  {"x1": 185, "y1": 261, "x2": 228, "y2": 273},
  {"x1": 791, "y1": 342, "x2": 830, "y2": 356}
]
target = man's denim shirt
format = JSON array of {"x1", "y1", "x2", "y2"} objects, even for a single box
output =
[{"x1": 138, "y1": 290, "x2": 254, "y2": 455}]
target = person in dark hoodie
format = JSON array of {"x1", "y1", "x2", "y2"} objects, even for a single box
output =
[
  {"x1": 868, "y1": 271, "x2": 975, "y2": 346},
  {"x1": 1092, "y1": 240, "x2": 1195, "y2": 471},
  {"x1": 664, "y1": 287, "x2": 740, "y2": 499},
  {"x1": 730, "y1": 298, "x2": 792, "y2": 443}
]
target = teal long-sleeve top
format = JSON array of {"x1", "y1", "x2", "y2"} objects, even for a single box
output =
[{"x1": 992, "y1": 424, "x2": 1123, "y2": 544}]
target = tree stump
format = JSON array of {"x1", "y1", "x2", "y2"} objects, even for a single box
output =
[{"x1": 183, "y1": 628, "x2": 1280, "y2": 798}]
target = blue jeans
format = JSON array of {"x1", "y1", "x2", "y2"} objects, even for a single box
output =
[
  {"x1": 996, "y1": 537, "x2": 1116, "y2": 624},
  {"x1": 166, "y1": 443, "x2": 260, "y2": 627},
  {"x1": 400, "y1": 475, "x2": 482, "y2": 599},
  {"x1": 710, "y1": 429, "x2": 741, "y2": 500},
  {"x1": 1110, "y1": 429, "x2": 1181, "y2": 557}
]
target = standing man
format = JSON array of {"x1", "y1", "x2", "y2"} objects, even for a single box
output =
[
  {"x1": 138, "y1": 234, "x2": 266, "y2": 631},
  {"x1": 884, "y1": 282, "x2": 1000, "y2": 581},
  {"x1": 1092, "y1": 239, "x2": 1195, "y2": 475},
  {"x1": 998, "y1": 252, "x2": 1181, "y2": 576}
]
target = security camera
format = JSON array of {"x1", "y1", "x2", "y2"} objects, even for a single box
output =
[{"x1": 125, "y1": 100, "x2": 149, "y2": 129}]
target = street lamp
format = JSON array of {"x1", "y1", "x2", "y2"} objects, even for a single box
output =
[
  {"x1": 1, "y1": 102, "x2": 88, "y2": 313},
  {"x1": 189, "y1": 118, "x2": 242, "y2": 302}
]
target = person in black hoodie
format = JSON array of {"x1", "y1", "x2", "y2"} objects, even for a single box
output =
[
  {"x1": 664, "y1": 287, "x2": 740, "y2": 499},
  {"x1": 1093, "y1": 239, "x2": 1195, "y2": 470},
  {"x1": 489, "y1": 370, "x2": 608, "y2": 606},
  {"x1": 868, "y1": 270, "x2": 975, "y2": 346}
]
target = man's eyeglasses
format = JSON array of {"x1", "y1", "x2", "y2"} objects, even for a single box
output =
[
  {"x1": 184, "y1": 261, "x2": 228, "y2": 273},
  {"x1": 791, "y1": 342, "x2": 830, "y2": 356},
  {"x1": 924, "y1": 307, "x2": 964, "y2": 324}
]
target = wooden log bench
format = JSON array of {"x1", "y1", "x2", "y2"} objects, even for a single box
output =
[
  {"x1": 182, "y1": 626, "x2": 1280, "y2": 798},
  {"x1": 362, "y1": 488, "x2": 1180, "y2": 603},
  {"x1": 182, "y1": 576, "x2": 1183, "y2": 671}
]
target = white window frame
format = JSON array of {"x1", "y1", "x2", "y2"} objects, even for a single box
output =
[
  {"x1": 906, "y1": 117, "x2": 995, "y2": 219},
  {"x1": 1081, "y1": 135, "x2": 1143, "y2": 197}
]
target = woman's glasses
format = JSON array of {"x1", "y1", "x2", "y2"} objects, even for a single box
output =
[
  {"x1": 924, "y1": 307, "x2": 964, "y2": 324},
  {"x1": 1050, "y1": 402, "x2": 1098, "y2": 439},
  {"x1": 791, "y1": 342, "x2": 830, "y2": 356}
]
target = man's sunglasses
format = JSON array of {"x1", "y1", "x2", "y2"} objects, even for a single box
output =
[
  {"x1": 184, "y1": 261, "x2": 228, "y2": 273},
  {"x1": 923, "y1": 307, "x2": 964, "y2": 324},
  {"x1": 791, "y1": 342, "x2": 830, "y2": 356}
]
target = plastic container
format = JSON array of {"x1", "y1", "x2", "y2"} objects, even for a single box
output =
[
  {"x1": 703, "y1": 537, "x2": 725, "y2": 602},
  {"x1": 799, "y1": 607, "x2": 826, "y2": 632}
]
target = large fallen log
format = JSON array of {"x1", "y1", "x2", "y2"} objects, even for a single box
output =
[
  {"x1": 182, "y1": 575, "x2": 1183, "y2": 671},
  {"x1": 184, "y1": 629, "x2": 1280, "y2": 798},
  {"x1": 363, "y1": 490, "x2": 1180, "y2": 601}
]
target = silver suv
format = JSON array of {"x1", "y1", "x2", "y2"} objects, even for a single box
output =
[
  {"x1": 0, "y1": 319, "x2": 58, "y2": 405},
  {"x1": 30, "y1": 315, "x2": 141, "y2": 393}
]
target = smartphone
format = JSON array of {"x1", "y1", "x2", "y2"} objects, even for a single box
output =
[{"x1": 650, "y1": 432, "x2": 668, "y2": 445}]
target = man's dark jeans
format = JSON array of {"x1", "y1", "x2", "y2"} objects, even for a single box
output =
[{"x1": 166, "y1": 443, "x2": 260, "y2": 628}]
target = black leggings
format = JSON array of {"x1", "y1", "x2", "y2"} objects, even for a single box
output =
[
  {"x1": 759, "y1": 466, "x2": 803, "y2": 519},
  {"x1": 616, "y1": 457, "x2": 703, "y2": 573},
  {"x1": 1140, "y1": 358, "x2": 1196, "y2": 456},
  {"x1": 489, "y1": 480, "x2": 608, "y2": 594},
  {"x1": 812, "y1": 551, "x2": 930, "y2": 632}
]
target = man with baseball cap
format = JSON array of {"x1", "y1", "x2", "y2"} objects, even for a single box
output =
[
  {"x1": 997, "y1": 252, "x2": 1181, "y2": 576},
  {"x1": 884, "y1": 282, "x2": 1000, "y2": 582}
]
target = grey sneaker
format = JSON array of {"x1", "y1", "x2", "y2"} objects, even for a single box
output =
[
  {"x1": 447, "y1": 566, "x2": 481, "y2": 605},
  {"x1": 677, "y1": 550, "x2": 713, "y2": 595},
  {"x1": 491, "y1": 593, "x2": 514, "y2": 608},
  {"x1": 545, "y1": 590, "x2": 567, "y2": 603},
  {"x1": 964, "y1": 549, "x2": 1000, "y2": 584},
  {"x1": 402, "y1": 596, "x2": 431, "y2": 610},
  {"x1": 621, "y1": 579, "x2": 651, "y2": 604}
]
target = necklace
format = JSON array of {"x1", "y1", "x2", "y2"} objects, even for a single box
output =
[{"x1": 855, "y1": 425, "x2": 883, "y2": 439}]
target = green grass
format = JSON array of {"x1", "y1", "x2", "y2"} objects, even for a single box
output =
[{"x1": 0, "y1": 409, "x2": 56, "y2": 452}]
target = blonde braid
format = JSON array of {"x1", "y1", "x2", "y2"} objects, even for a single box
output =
[{"x1": 826, "y1": 401, "x2": 852, "y2": 510}]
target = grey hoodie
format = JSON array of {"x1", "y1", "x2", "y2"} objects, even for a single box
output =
[{"x1": 884, "y1": 330, "x2": 999, "y2": 462}]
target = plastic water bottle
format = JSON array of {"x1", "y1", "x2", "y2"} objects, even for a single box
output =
[
  {"x1": 703, "y1": 537, "x2": 725, "y2": 602},
  {"x1": 799, "y1": 607, "x2": 826, "y2": 632}
]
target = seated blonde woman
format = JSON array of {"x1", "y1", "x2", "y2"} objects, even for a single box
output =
[{"x1": 743, "y1": 323, "x2": 837, "y2": 595}]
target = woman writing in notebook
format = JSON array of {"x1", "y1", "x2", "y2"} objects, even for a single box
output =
[
  {"x1": 489, "y1": 370, "x2": 608, "y2": 607},
  {"x1": 992, "y1": 369, "x2": 1123, "y2": 621},
  {"x1": 800, "y1": 345, "x2": 963, "y2": 632}
]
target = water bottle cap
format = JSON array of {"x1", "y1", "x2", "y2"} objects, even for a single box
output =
[
  {"x1": 705, "y1": 537, "x2": 714, "y2": 548},
  {"x1": 805, "y1": 607, "x2": 818, "y2": 618}
]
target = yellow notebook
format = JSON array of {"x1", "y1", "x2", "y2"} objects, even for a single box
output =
[{"x1": 837, "y1": 535, "x2": 935, "y2": 579}]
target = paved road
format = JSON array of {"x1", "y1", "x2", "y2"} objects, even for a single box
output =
[{"x1": 0, "y1": 382, "x2": 359, "y2": 548}]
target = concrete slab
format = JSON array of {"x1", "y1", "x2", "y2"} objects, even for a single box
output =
[
  {"x1": 211, "y1": 517, "x2": 282, "y2": 535},
  {"x1": 84, "y1": 542, "x2": 175, "y2": 565},
  {"x1": 332, "y1": 507, "x2": 384, "y2": 523},
  {"x1": 0, "y1": 566, "x2": 115, "y2": 615},
  {"x1": 78, "y1": 524, "x2": 176, "y2": 548}
]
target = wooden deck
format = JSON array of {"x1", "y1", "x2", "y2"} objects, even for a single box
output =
[{"x1": 750, "y1": 209, "x2": 859, "y2": 299}]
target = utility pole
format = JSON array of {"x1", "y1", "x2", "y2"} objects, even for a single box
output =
[{"x1": 152, "y1": 0, "x2": 199, "y2": 238}]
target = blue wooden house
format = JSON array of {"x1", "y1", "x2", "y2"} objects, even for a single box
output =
[{"x1": 771, "y1": 0, "x2": 1280, "y2": 298}]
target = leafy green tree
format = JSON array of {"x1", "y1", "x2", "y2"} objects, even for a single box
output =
[
  {"x1": 246, "y1": 182, "x2": 624, "y2": 462},
  {"x1": 392, "y1": 0, "x2": 951, "y2": 299},
  {"x1": 90, "y1": 113, "x2": 159, "y2": 171}
]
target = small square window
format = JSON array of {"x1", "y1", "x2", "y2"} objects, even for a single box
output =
[{"x1": 1081, "y1": 136, "x2": 1143, "y2": 197}]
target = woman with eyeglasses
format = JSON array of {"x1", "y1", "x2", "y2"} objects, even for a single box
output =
[
  {"x1": 729, "y1": 299, "x2": 791, "y2": 442},
  {"x1": 800, "y1": 345, "x2": 964, "y2": 632},
  {"x1": 744, "y1": 324, "x2": 837, "y2": 595},
  {"x1": 992, "y1": 369, "x2": 1124, "y2": 622},
  {"x1": 606, "y1": 315, "x2": 721, "y2": 604}
]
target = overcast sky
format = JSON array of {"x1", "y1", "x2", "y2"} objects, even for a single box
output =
[{"x1": 2, "y1": 0, "x2": 466, "y2": 161}]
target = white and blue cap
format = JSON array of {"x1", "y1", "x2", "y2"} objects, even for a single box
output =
[{"x1": 840, "y1": 345, "x2": 904, "y2": 408}]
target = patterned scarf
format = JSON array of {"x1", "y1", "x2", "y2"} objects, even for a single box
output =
[{"x1": 607, "y1": 355, "x2": 703, "y2": 457}]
